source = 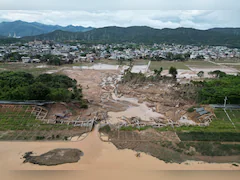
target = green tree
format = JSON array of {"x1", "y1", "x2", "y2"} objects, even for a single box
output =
[
  {"x1": 154, "y1": 67, "x2": 163, "y2": 76},
  {"x1": 166, "y1": 52, "x2": 174, "y2": 60},
  {"x1": 27, "y1": 83, "x2": 51, "y2": 100},
  {"x1": 208, "y1": 70, "x2": 226, "y2": 78},
  {"x1": 169, "y1": 66, "x2": 178, "y2": 79},
  {"x1": 197, "y1": 71, "x2": 204, "y2": 78}
]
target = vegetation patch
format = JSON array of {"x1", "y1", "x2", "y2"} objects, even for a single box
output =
[
  {"x1": 99, "y1": 125, "x2": 111, "y2": 133},
  {"x1": 177, "y1": 132, "x2": 240, "y2": 142},
  {"x1": 0, "y1": 71, "x2": 84, "y2": 103},
  {"x1": 119, "y1": 126, "x2": 152, "y2": 131},
  {"x1": 177, "y1": 142, "x2": 240, "y2": 156},
  {"x1": 149, "y1": 61, "x2": 189, "y2": 70},
  {"x1": 198, "y1": 75, "x2": 240, "y2": 104}
]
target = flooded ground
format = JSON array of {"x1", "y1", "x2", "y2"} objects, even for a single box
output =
[
  {"x1": 1, "y1": 63, "x2": 240, "y2": 179},
  {"x1": 73, "y1": 63, "x2": 150, "y2": 73},
  {"x1": 0, "y1": 125, "x2": 239, "y2": 172},
  {"x1": 73, "y1": 63, "x2": 119, "y2": 70}
]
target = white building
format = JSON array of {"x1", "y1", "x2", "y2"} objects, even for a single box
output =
[{"x1": 21, "y1": 57, "x2": 31, "y2": 63}]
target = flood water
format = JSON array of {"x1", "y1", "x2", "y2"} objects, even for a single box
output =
[{"x1": 0, "y1": 125, "x2": 238, "y2": 172}]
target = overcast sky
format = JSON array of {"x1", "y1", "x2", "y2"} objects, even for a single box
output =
[{"x1": 0, "y1": 0, "x2": 239, "y2": 29}]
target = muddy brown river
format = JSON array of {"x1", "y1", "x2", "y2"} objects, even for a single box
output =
[
  {"x1": 0, "y1": 125, "x2": 239, "y2": 179},
  {"x1": 0, "y1": 125, "x2": 239, "y2": 170}
]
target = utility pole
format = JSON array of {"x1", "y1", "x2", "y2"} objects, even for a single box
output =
[{"x1": 224, "y1": 96, "x2": 228, "y2": 109}]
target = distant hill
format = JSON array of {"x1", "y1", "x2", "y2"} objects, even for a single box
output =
[
  {"x1": 23, "y1": 26, "x2": 240, "y2": 48},
  {"x1": 0, "y1": 20, "x2": 94, "y2": 37},
  {"x1": 209, "y1": 28, "x2": 240, "y2": 36}
]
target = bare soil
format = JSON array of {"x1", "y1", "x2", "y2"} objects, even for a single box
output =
[
  {"x1": 63, "y1": 69, "x2": 116, "y2": 103},
  {"x1": 117, "y1": 82, "x2": 196, "y2": 122}
]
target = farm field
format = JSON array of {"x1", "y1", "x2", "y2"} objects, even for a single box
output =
[
  {"x1": 149, "y1": 61, "x2": 189, "y2": 70},
  {"x1": 0, "y1": 105, "x2": 88, "y2": 141},
  {"x1": 0, "y1": 62, "x2": 59, "y2": 76},
  {"x1": 184, "y1": 60, "x2": 218, "y2": 67},
  {"x1": 225, "y1": 65, "x2": 240, "y2": 70}
]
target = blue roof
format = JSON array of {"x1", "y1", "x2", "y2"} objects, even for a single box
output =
[
  {"x1": 198, "y1": 110, "x2": 209, "y2": 116},
  {"x1": 195, "y1": 107, "x2": 205, "y2": 112}
]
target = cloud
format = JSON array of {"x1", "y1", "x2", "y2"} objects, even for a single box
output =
[
  {"x1": 0, "y1": 0, "x2": 239, "y2": 10},
  {"x1": 0, "y1": 10, "x2": 240, "y2": 29}
]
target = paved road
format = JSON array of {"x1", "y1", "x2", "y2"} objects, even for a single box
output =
[{"x1": 210, "y1": 104, "x2": 240, "y2": 109}]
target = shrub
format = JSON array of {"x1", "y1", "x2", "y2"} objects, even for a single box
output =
[
  {"x1": 187, "y1": 107, "x2": 195, "y2": 113},
  {"x1": 177, "y1": 132, "x2": 240, "y2": 142},
  {"x1": 99, "y1": 125, "x2": 111, "y2": 133},
  {"x1": 35, "y1": 136, "x2": 45, "y2": 140}
]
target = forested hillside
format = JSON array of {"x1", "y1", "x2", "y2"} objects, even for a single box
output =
[{"x1": 23, "y1": 26, "x2": 240, "y2": 48}]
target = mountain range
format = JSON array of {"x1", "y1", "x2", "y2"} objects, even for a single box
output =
[
  {"x1": 1, "y1": 20, "x2": 240, "y2": 48},
  {"x1": 0, "y1": 20, "x2": 94, "y2": 37},
  {"x1": 23, "y1": 26, "x2": 240, "y2": 48}
]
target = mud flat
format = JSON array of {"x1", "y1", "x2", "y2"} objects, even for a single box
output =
[
  {"x1": 23, "y1": 148, "x2": 83, "y2": 166},
  {"x1": 108, "y1": 92, "x2": 165, "y2": 124}
]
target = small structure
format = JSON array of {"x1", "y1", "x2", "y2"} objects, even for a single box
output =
[
  {"x1": 195, "y1": 107, "x2": 209, "y2": 117},
  {"x1": 32, "y1": 59, "x2": 41, "y2": 63},
  {"x1": 22, "y1": 57, "x2": 31, "y2": 63}
]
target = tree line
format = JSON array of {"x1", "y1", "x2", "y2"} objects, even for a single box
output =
[
  {"x1": 0, "y1": 71, "x2": 87, "y2": 107},
  {"x1": 197, "y1": 73, "x2": 240, "y2": 104}
]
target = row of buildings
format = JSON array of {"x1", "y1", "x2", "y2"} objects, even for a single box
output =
[{"x1": 0, "y1": 41, "x2": 240, "y2": 63}]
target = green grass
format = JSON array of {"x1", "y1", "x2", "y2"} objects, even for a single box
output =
[
  {"x1": 149, "y1": 61, "x2": 189, "y2": 70},
  {"x1": 0, "y1": 108, "x2": 80, "y2": 141},
  {"x1": 149, "y1": 60, "x2": 218, "y2": 71},
  {"x1": 227, "y1": 65, "x2": 240, "y2": 70},
  {"x1": 177, "y1": 141, "x2": 240, "y2": 156},
  {"x1": 226, "y1": 110, "x2": 240, "y2": 120},
  {"x1": 184, "y1": 60, "x2": 217, "y2": 66},
  {"x1": 177, "y1": 132, "x2": 240, "y2": 142},
  {"x1": 133, "y1": 59, "x2": 149, "y2": 65},
  {"x1": 172, "y1": 109, "x2": 240, "y2": 133},
  {"x1": 212, "y1": 58, "x2": 240, "y2": 63},
  {"x1": 0, "y1": 106, "x2": 73, "y2": 132},
  {"x1": 226, "y1": 110, "x2": 240, "y2": 130},
  {"x1": 172, "y1": 109, "x2": 240, "y2": 142},
  {"x1": 0, "y1": 62, "x2": 59, "y2": 76},
  {"x1": 120, "y1": 125, "x2": 152, "y2": 131},
  {"x1": 174, "y1": 119, "x2": 237, "y2": 133}
]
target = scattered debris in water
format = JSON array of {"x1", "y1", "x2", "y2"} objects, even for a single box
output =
[
  {"x1": 136, "y1": 152, "x2": 141, "y2": 158},
  {"x1": 232, "y1": 163, "x2": 239, "y2": 167}
]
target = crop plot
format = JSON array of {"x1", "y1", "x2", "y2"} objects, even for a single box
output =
[{"x1": 0, "y1": 105, "x2": 88, "y2": 141}]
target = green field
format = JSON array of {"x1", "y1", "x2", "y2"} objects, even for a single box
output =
[
  {"x1": 227, "y1": 65, "x2": 240, "y2": 70},
  {"x1": 172, "y1": 109, "x2": 240, "y2": 133},
  {"x1": 149, "y1": 61, "x2": 189, "y2": 70},
  {"x1": 172, "y1": 109, "x2": 240, "y2": 143},
  {"x1": 184, "y1": 60, "x2": 218, "y2": 67},
  {"x1": 212, "y1": 58, "x2": 240, "y2": 63},
  {"x1": 0, "y1": 106, "x2": 86, "y2": 141},
  {"x1": 0, "y1": 63, "x2": 58, "y2": 76},
  {"x1": 148, "y1": 60, "x2": 219, "y2": 71}
]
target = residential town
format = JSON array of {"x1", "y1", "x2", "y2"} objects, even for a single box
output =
[{"x1": 0, "y1": 40, "x2": 240, "y2": 63}]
